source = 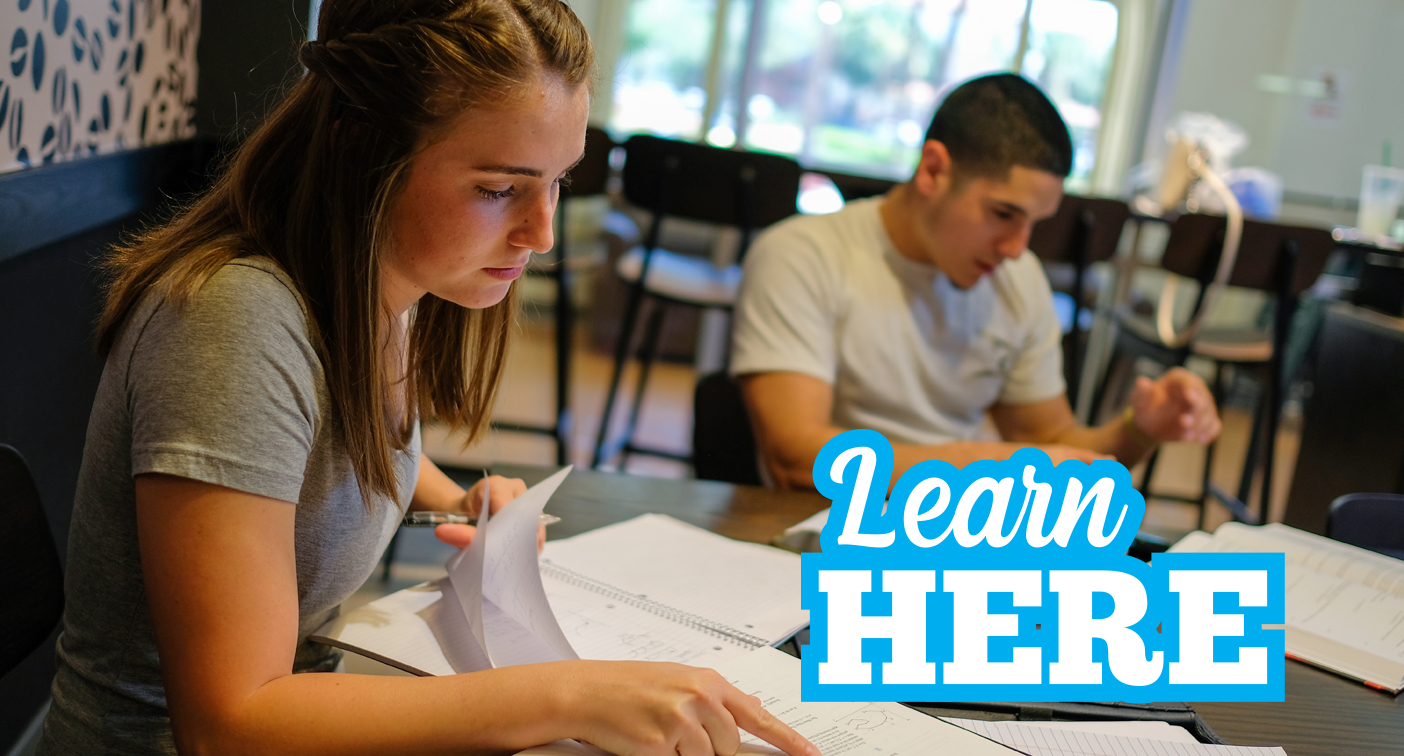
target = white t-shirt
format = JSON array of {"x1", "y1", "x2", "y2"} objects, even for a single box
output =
[{"x1": 731, "y1": 196, "x2": 1065, "y2": 446}]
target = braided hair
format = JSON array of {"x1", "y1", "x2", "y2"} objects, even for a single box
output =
[{"x1": 99, "y1": 0, "x2": 593, "y2": 510}]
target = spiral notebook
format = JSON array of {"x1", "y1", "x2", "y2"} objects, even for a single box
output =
[{"x1": 313, "y1": 513, "x2": 807, "y2": 675}]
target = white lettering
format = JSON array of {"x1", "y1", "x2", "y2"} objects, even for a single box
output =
[
  {"x1": 1168, "y1": 570, "x2": 1268, "y2": 685},
  {"x1": 818, "y1": 570, "x2": 937, "y2": 685},
  {"x1": 1049, "y1": 570, "x2": 1164, "y2": 686},
  {"x1": 943, "y1": 570, "x2": 1042, "y2": 684}
]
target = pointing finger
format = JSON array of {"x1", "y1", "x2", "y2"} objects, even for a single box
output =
[{"x1": 728, "y1": 691, "x2": 818, "y2": 756}]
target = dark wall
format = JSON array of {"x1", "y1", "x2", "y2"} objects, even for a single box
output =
[{"x1": 196, "y1": 0, "x2": 312, "y2": 139}]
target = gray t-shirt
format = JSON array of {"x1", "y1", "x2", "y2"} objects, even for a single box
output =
[{"x1": 39, "y1": 258, "x2": 418, "y2": 755}]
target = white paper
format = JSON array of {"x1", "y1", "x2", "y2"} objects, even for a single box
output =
[
  {"x1": 717, "y1": 647, "x2": 1016, "y2": 756},
  {"x1": 1170, "y1": 523, "x2": 1404, "y2": 692},
  {"x1": 447, "y1": 469, "x2": 579, "y2": 668},
  {"x1": 940, "y1": 719, "x2": 1198, "y2": 744},
  {"x1": 945, "y1": 718, "x2": 1285, "y2": 756},
  {"x1": 540, "y1": 514, "x2": 806, "y2": 646}
]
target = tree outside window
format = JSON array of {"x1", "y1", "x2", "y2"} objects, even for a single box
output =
[{"x1": 609, "y1": 0, "x2": 1120, "y2": 188}]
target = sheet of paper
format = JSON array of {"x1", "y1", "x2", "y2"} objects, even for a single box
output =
[
  {"x1": 941, "y1": 718, "x2": 1198, "y2": 744},
  {"x1": 447, "y1": 469, "x2": 579, "y2": 667},
  {"x1": 481, "y1": 467, "x2": 578, "y2": 662},
  {"x1": 1171, "y1": 524, "x2": 1404, "y2": 690},
  {"x1": 309, "y1": 581, "x2": 462, "y2": 677},
  {"x1": 541, "y1": 578, "x2": 748, "y2": 669},
  {"x1": 717, "y1": 647, "x2": 1017, "y2": 756},
  {"x1": 540, "y1": 514, "x2": 806, "y2": 645},
  {"x1": 945, "y1": 718, "x2": 1285, "y2": 756}
]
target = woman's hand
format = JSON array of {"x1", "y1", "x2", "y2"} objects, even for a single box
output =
[
  {"x1": 560, "y1": 661, "x2": 819, "y2": 756},
  {"x1": 434, "y1": 475, "x2": 546, "y2": 552}
]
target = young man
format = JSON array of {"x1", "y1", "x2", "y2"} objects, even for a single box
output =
[{"x1": 731, "y1": 74, "x2": 1221, "y2": 491}]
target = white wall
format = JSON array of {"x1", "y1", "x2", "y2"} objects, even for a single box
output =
[{"x1": 1168, "y1": 0, "x2": 1404, "y2": 203}]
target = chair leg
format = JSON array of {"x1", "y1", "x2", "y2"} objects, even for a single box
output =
[
  {"x1": 1236, "y1": 375, "x2": 1268, "y2": 511},
  {"x1": 1090, "y1": 343, "x2": 1131, "y2": 426},
  {"x1": 1199, "y1": 361, "x2": 1224, "y2": 530},
  {"x1": 618, "y1": 303, "x2": 668, "y2": 469},
  {"x1": 592, "y1": 279, "x2": 650, "y2": 469},
  {"x1": 1138, "y1": 447, "x2": 1162, "y2": 502},
  {"x1": 380, "y1": 529, "x2": 400, "y2": 582},
  {"x1": 553, "y1": 260, "x2": 573, "y2": 467}
]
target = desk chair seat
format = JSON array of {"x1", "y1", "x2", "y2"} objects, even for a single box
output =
[
  {"x1": 615, "y1": 246, "x2": 742, "y2": 307},
  {"x1": 1327, "y1": 493, "x2": 1404, "y2": 561},
  {"x1": 1116, "y1": 315, "x2": 1274, "y2": 363}
]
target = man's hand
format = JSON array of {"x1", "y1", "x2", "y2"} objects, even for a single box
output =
[
  {"x1": 433, "y1": 475, "x2": 545, "y2": 552},
  {"x1": 1129, "y1": 367, "x2": 1222, "y2": 445}
]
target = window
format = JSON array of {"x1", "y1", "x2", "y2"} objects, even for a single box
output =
[{"x1": 609, "y1": 0, "x2": 1121, "y2": 186}]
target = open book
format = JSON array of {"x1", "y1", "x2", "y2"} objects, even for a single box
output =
[
  {"x1": 1171, "y1": 522, "x2": 1404, "y2": 693},
  {"x1": 311, "y1": 469, "x2": 807, "y2": 675}
]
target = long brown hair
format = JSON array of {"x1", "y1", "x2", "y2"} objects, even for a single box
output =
[{"x1": 98, "y1": 0, "x2": 593, "y2": 508}]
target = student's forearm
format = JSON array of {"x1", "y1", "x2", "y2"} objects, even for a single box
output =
[
  {"x1": 1047, "y1": 417, "x2": 1152, "y2": 467},
  {"x1": 767, "y1": 428, "x2": 1023, "y2": 492},
  {"x1": 182, "y1": 666, "x2": 565, "y2": 756},
  {"x1": 410, "y1": 453, "x2": 468, "y2": 512}
]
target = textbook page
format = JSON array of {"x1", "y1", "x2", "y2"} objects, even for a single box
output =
[
  {"x1": 539, "y1": 514, "x2": 807, "y2": 645},
  {"x1": 945, "y1": 719, "x2": 1286, "y2": 756},
  {"x1": 1171, "y1": 525, "x2": 1404, "y2": 692}
]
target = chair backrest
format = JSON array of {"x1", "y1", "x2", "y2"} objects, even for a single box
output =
[
  {"x1": 1327, "y1": 492, "x2": 1404, "y2": 560},
  {"x1": 620, "y1": 135, "x2": 803, "y2": 258},
  {"x1": 1159, "y1": 214, "x2": 1335, "y2": 296},
  {"x1": 816, "y1": 169, "x2": 897, "y2": 202},
  {"x1": 1027, "y1": 195, "x2": 1130, "y2": 266},
  {"x1": 692, "y1": 372, "x2": 763, "y2": 486},
  {"x1": 565, "y1": 126, "x2": 614, "y2": 198},
  {"x1": 0, "y1": 444, "x2": 65, "y2": 677}
]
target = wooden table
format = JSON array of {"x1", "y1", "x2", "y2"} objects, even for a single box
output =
[{"x1": 485, "y1": 465, "x2": 1404, "y2": 756}]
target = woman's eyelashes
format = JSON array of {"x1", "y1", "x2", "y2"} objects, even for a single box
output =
[{"x1": 476, "y1": 185, "x2": 516, "y2": 200}]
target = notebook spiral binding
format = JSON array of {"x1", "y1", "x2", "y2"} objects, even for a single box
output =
[{"x1": 540, "y1": 559, "x2": 771, "y2": 648}]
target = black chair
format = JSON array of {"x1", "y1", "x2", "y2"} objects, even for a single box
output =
[
  {"x1": 1027, "y1": 195, "x2": 1131, "y2": 400},
  {"x1": 1092, "y1": 215, "x2": 1335, "y2": 527},
  {"x1": 491, "y1": 126, "x2": 615, "y2": 467},
  {"x1": 1, "y1": 444, "x2": 64, "y2": 677},
  {"x1": 1327, "y1": 493, "x2": 1404, "y2": 560},
  {"x1": 692, "y1": 372, "x2": 762, "y2": 486},
  {"x1": 591, "y1": 135, "x2": 802, "y2": 470}
]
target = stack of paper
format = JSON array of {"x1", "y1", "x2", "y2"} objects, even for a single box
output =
[{"x1": 1171, "y1": 522, "x2": 1404, "y2": 692}]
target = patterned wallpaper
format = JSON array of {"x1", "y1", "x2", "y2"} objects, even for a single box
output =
[{"x1": 2, "y1": 0, "x2": 199, "y2": 174}]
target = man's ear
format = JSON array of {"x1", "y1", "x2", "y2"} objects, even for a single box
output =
[{"x1": 911, "y1": 139, "x2": 953, "y2": 199}]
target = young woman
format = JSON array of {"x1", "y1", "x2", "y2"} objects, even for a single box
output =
[{"x1": 37, "y1": 1, "x2": 817, "y2": 754}]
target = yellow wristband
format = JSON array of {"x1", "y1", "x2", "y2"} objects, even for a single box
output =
[{"x1": 1122, "y1": 406, "x2": 1157, "y2": 449}]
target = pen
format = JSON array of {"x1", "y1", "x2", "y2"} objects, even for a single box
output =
[{"x1": 401, "y1": 511, "x2": 561, "y2": 527}]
